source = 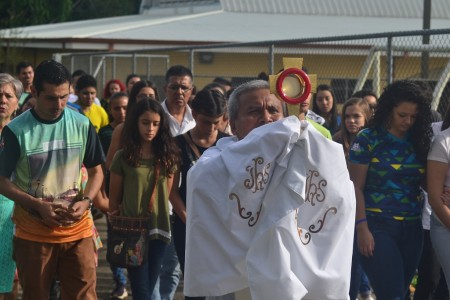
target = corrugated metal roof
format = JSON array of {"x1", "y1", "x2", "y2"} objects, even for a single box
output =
[
  {"x1": 221, "y1": 0, "x2": 450, "y2": 19},
  {"x1": 1, "y1": 0, "x2": 449, "y2": 51},
  {"x1": 140, "y1": 0, "x2": 219, "y2": 10}
]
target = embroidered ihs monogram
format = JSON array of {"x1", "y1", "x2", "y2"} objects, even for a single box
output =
[
  {"x1": 229, "y1": 156, "x2": 271, "y2": 227},
  {"x1": 244, "y1": 157, "x2": 271, "y2": 193},
  {"x1": 297, "y1": 169, "x2": 338, "y2": 245}
]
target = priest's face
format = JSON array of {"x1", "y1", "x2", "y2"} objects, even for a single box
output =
[{"x1": 230, "y1": 88, "x2": 283, "y2": 140}]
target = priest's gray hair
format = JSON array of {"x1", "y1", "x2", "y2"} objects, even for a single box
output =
[
  {"x1": 228, "y1": 80, "x2": 269, "y2": 121},
  {"x1": 0, "y1": 73, "x2": 24, "y2": 99}
]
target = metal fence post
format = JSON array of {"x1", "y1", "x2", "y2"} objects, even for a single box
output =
[
  {"x1": 189, "y1": 49, "x2": 194, "y2": 75},
  {"x1": 387, "y1": 36, "x2": 393, "y2": 84},
  {"x1": 112, "y1": 56, "x2": 117, "y2": 79},
  {"x1": 269, "y1": 44, "x2": 274, "y2": 75},
  {"x1": 70, "y1": 56, "x2": 74, "y2": 74}
]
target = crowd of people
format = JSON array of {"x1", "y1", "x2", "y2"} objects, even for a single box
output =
[{"x1": 0, "y1": 59, "x2": 449, "y2": 300}]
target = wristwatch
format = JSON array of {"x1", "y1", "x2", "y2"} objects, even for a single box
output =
[{"x1": 81, "y1": 196, "x2": 93, "y2": 210}]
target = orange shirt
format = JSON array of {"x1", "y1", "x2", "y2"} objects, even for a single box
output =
[{"x1": 13, "y1": 205, "x2": 93, "y2": 243}]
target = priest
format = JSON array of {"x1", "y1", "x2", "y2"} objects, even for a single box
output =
[{"x1": 184, "y1": 80, "x2": 355, "y2": 300}]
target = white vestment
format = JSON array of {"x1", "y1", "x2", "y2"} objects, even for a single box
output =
[{"x1": 184, "y1": 116, "x2": 355, "y2": 300}]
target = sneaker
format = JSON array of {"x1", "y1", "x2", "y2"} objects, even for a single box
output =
[
  {"x1": 110, "y1": 285, "x2": 128, "y2": 299},
  {"x1": 359, "y1": 292, "x2": 375, "y2": 300}
]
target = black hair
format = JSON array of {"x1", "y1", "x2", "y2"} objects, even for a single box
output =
[
  {"x1": 257, "y1": 71, "x2": 269, "y2": 81},
  {"x1": 71, "y1": 69, "x2": 87, "y2": 79},
  {"x1": 126, "y1": 74, "x2": 141, "y2": 85},
  {"x1": 128, "y1": 80, "x2": 159, "y2": 112},
  {"x1": 312, "y1": 84, "x2": 340, "y2": 133},
  {"x1": 203, "y1": 82, "x2": 227, "y2": 95},
  {"x1": 213, "y1": 77, "x2": 232, "y2": 87},
  {"x1": 121, "y1": 98, "x2": 179, "y2": 172},
  {"x1": 191, "y1": 89, "x2": 227, "y2": 117},
  {"x1": 75, "y1": 74, "x2": 97, "y2": 91},
  {"x1": 109, "y1": 91, "x2": 128, "y2": 103},
  {"x1": 352, "y1": 90, "x2": 378, "y2": 100},
  {"x1": 372, "y1": 80, "x2": 433, "y2": 162},
  {"x1": 165, "y1": 65, "x2": 193, "y2": 82},
  {"x1": 16, "y1": 61, "x2": 33, "y2": 75},
  {"x1": 33, "y1": 60, "x2": 71, "y2": 95}
]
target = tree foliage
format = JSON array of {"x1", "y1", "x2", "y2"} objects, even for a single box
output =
[
  {"x1": 0, "y1": 0, "x2": 140, "y2": 29},
  {"x1": 0, "y1": 0, "x2": 72, "y2": 28},
  {"x1": 70, "y1": 0, "x2": 140, "y2": 22}
]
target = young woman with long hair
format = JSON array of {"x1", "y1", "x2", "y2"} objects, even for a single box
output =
[
  {"x1": 109, "y1": 99, "x2": 179, "y2": 299},
  {"x1": 348, "y1": 80, "x2": 433, "y2": 299}
]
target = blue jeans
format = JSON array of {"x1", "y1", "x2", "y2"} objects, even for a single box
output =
[
  {"x1": 127, "y1": 239, "x2": 168, "y2": 300},
  {"x1": 111, "y1": 265, "x2": 127, "y2": 286},
  {"x1": 349, "y1": 230, "x2": 371, "y2": 300},
  {"x1": 151, "y1": 238, "x2": 181, "y2": 300},
  {"x1": 359, "y1": 216, "x2": 423, "y2": 300}
]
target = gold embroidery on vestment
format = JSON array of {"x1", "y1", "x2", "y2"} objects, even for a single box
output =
[
  {"x1": 229, "y1": 193, "x2": 262, "y2": 227},
  {"x1": 297, "y1": 169, "x2": 337, "y2": 245},
  {"x1": 244, "y1": 157, "x2": 271, "y2": 193},
  {"x1": 228, "y1": 156, "x2": 270, "y2": 227},
  {"x1": 298, "y1": 207, "x2": 338, "y2": 245},
  {"x1": 305, "y1": 170, "x2": 327, "y2": 206}
]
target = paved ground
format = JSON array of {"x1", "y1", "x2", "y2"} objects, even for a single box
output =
[{"x1": 94, "y1": 215, "x2": 184, "y2": 299}]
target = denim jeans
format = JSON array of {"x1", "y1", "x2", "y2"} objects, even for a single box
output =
[
  {"x1": 127, "y1": 239, "x2": 168, "y2": 300},
  {"x1": 172, "y1": 217, "x2": 205, "y2": 300},
  {"x1": 111, "y1": 265, "x2": 127, "y2": 287},
  {"x1": 349, "y1": 230, "x2": 371, "y2": 300},
  {"x1": 151, "y1": 238, "x2": 181, "y2": 300},
  {"x1": 359, "y1": 216, "x2": 423, "y2": 300},
  {"x1": 431, "y1": 214, "x2": 450, "y2": 296}
]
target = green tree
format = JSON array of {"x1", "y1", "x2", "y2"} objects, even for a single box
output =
[
  {"x1": 0, "y1": 0, "x2": 72, "y2": 29},
  {"x1": 69, "y1": 0, "x2": 140, "y2": 21},
  {"x1": 0, "y1": 0, "x2": 140, "y2": 72},
  {"x1": 0, "y1": 0, "x2": 140, "y2": 29}
]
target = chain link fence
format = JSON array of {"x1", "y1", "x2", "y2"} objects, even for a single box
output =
[{"x1": 54, "y1": 28, "x2": 450, "y2": 115}]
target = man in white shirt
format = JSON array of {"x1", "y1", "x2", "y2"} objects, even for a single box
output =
[
  {"x1": 153, "y1": 65, "x2": 196, "y2": 300},
  {"x1": 161, "y1": 65, "x2": 196, "y2": 136}
]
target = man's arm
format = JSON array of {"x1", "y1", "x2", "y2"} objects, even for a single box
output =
[
  {"x1": 69, "y1": 122, "x2": 106, "y2": 219},
  {"x1": 0, "y1": 127, "x2": 71, "y2": 227},
  {"x1": 0, "y1": 175, "x2": 69, "y2": 227},
  {"x1": 69, "y1": 164, "x2": 104, "y2": 219},
  {"x1": 169, "y1": 170, "x2": 187, "y2": 223},
  {"x1": 0, "y1": 175, "x2": 42, "y2": 212}
]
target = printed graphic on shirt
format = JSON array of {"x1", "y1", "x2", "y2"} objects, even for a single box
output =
[{"x1": 27, "y1": 147, "x2": 82, "y2": 200}]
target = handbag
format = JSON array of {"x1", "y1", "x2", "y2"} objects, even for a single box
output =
[{"x1": 106, "y1": 165, "x2": 159, "y2": 268}]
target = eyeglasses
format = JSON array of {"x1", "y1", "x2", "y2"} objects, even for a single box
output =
[{"x1": 167, "y1": 84, "x2": 192, "y2": 93}]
